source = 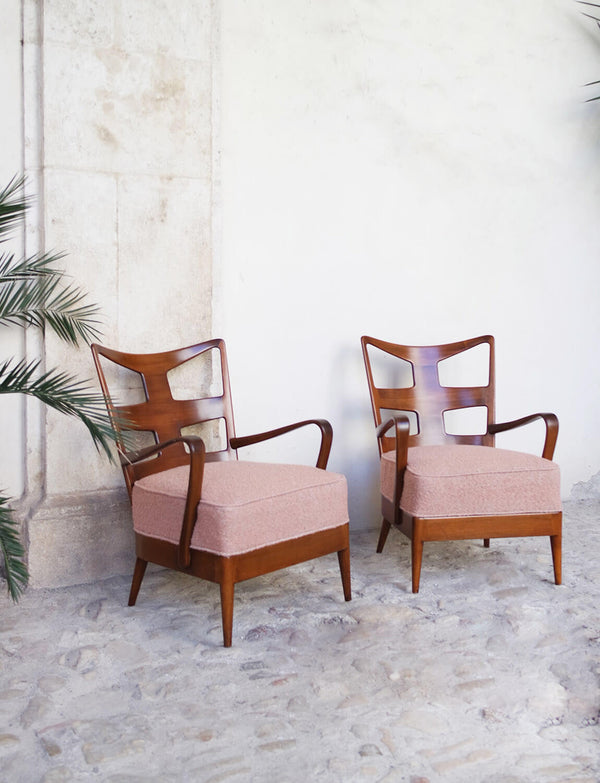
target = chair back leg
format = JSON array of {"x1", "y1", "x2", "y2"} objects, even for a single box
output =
[
  {"x1": 128, "y1": 558, "x2": 148, "y2": 606},
  {"x1": 376, "y1": 518, "x2": 391, "y2": 553}
]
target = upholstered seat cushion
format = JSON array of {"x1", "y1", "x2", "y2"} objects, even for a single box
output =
[
  {"x1": 381, "y1": 445, "x2": 561, "y2": 518},
  {"x1": 132, "y1": 460, "x2": 349, "y2": 556}
]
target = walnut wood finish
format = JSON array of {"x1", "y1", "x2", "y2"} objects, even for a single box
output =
[
  {"x1": 92, "y1": 339, "x2": 351, "y2": 646},
  {"x1": 361, "y1": 334, "x2": 562, "y2": 592}
]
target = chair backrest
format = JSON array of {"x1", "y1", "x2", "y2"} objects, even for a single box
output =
[
  {"x1": 361, "y1": 335, "x2": 496, "y2": 455},
  {"x1": 91, "y1": 339, "x2": 237, "y2": 495}
]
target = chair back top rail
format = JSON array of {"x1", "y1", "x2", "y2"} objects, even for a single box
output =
[
  {"x1": 361, "y1": 334, "x2": 496, "y2": 452},
  {"x1": 91, "y1": 338, "x2": 237, "y2": 492}
]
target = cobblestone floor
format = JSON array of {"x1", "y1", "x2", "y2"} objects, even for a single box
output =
[{"x1": 1, "y1": 499, "x2": 599, "y2": 782}]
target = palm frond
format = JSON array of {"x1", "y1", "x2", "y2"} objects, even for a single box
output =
[
  {"x1": 0, "y1": 357, "x2": 117, "y2": 461},
  {"x1": 0, "y1": 177, "x2": 103, "y2": 345},
  {"x1": 0, "y1": 175, "x2": 118, "y2": 602},
  {"x1": 0, "y1": 175, "x2": 27, "y2": 240},
  {"x1": 0, "y1": 250, "x2": 67, "y2": 280},
  {"x1": 581, "y1": 11, "x2": 600, "y2": 24},
  {"x1": 0, "y1": 494, "x2": 28, "y2": 600},
  {"x1": 0, "y1": 268, "x2": 102, "y2": 344}
]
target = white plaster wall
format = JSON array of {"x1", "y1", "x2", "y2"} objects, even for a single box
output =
[
  {"x1": 0, "y1": 1, "x2": 22, "y2": 183},
  {"x1": 216, "y1": 1, "x2": 600, "y2": 529},
  {"x1": 0, "y1": 0, "x2": 26, "y2": 499}
]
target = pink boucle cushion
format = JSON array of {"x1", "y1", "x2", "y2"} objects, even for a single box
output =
[
  {"x1": 381, "y1": 445, "x2": 561, "y2": 518},
  {"x1": 132, "y1": 460, "x2": 349, "y2": 556}
]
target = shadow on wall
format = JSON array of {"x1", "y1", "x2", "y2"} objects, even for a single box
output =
[{"x1": 333, "y1": 343, "x2": 381, "y2": 532}]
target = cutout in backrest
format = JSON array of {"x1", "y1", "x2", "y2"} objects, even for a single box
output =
[
  {"x1": 96, "y1": 356, "x2": 147, "y2": 406},
  {"x1": 126, "y1": 429, "x2": 159, "y2": 452},
  {"x1": 367, "y1": 346, "x2": 414, "y2": 390},
  {"x1": 443, "y1": 406, "x2": 488, "y2": 436},
  {"x1": 381, "y1": 408, "x2": 419, "y2": 436},
  {"x1": 167, "y1": 347, "x2": 223, "y2": 401},
  {"x1": 437, "y1": 343, "x2": 490, "y2": 388},
  {"x1": 181, "y1": 419, "x2": 227, "y2": 453},
  {"x1": 94, "y1": 356, "x2": 156, "y2": 453}
]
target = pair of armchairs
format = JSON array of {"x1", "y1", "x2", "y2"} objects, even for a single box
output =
[{"x1": 92, "y1": 335, "x2": 561, "y2": 647}]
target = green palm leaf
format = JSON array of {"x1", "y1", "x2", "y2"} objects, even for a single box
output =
[
  {"x1": 0, "y1": 358, "x2": 116, "y2": 460},
  {"x1": 0, "y1": 176, "x2": 28, "y2": 238},
  {"x1": 0, "y1": 257, "x2": 102, "y2": 343},
  {"x1": 0, "y1": 494, "x2": 28, "y2": 601},
  {"x1": 0, "y1": 175, "x2": 116, "y2": 600},
  {"x1": 577, "y1": 0, "x2": 600, "y2": 14},
  {"x1": 0, "y1": 185, "x2": 103, "y2": 344}
]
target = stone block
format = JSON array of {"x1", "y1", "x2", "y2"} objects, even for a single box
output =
[{"x1": 27, "y1": 489, "x2": 134, "y2": 588}]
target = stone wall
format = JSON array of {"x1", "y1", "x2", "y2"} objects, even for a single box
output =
[{"x1": 22, "y1": 0, "x2": 215, "y2": 587}]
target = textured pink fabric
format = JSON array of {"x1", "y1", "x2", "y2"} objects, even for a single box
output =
[
  {"x1": 132, "y1": 460, "x2": 349, "y2": 556},
  {"x1": 381, "y1": 445, "x2": 561, "y2": 518}
]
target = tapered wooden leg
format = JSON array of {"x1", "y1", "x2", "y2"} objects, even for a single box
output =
[
  {"x1": 483, "y1": 538, "x2": 490, "y2": 548},
  {"x1": 550, "y1": 533, "x2": 562, "y2": 585},
  {"x1": 128, "y1": 558, "x2": 148, "y2": 606},
  {"x1": 376, "y1": 518, "x2": 391, "y2": 553},
  {"x1": 220, "y1": 576, "x2": 235, "y2": 648},
  {"x1": 411, "y1": 523, "x2": 423, "y2": 594},
  {"x1": 337, "y1": 547, "x2": 352, "y2": 601}
]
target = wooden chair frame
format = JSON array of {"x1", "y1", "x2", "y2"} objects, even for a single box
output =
[
  {"x1": 361, "y1": 334, "x2": 562, "y2": 592},
  {"x1": 92, "y1": 339, "x2": 351, "y2": 646}
]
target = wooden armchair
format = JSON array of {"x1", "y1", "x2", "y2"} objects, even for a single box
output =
[
  {"x1": 91, "y1": 339, "x2": 351, "y2": 646},
  {"x1": 361, "y1": 334, "x2": 562, "y2": 593}
]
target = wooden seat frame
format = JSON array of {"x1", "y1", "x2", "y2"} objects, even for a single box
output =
[
  {"x1": 92, "y1": 339, "x2": 351, "y2": 646},
  {"x1": 361, "y1": 334, "x2": 562, "y2": 593}
]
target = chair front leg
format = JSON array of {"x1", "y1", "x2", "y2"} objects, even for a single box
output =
[
  {"x1": 219, "y1": 565, "x2": 235, "y2": 647},
  {"x1": 411, "y1": 520, "x2": 423, "y2": 594},
  {"x1": 550, "y1": 533, "x2": 562, "y2": 585},
  {"x1": 337, "y1": 547, "x2": 352, "y2": 601}
]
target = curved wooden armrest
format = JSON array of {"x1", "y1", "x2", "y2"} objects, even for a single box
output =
[
  {"x1": 377, "y1": 414, "x2": 410, "y2": 520},
  {"x1": 119, "y1": 435, "x2": 205, "y2": 465},
  {"x1": 124, "y1": 436, "x2": 206, "y2": 570},
  {"x1": 488, "y1": 412, "x2": 559, "y2": 460},
  {"x1": 230, "y1": 419, "x2": 333, "y2": 470}
]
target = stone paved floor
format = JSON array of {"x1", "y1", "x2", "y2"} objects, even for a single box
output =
[{"x1": 1, "y1": 500, "x2": 599, "y2": 782}]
